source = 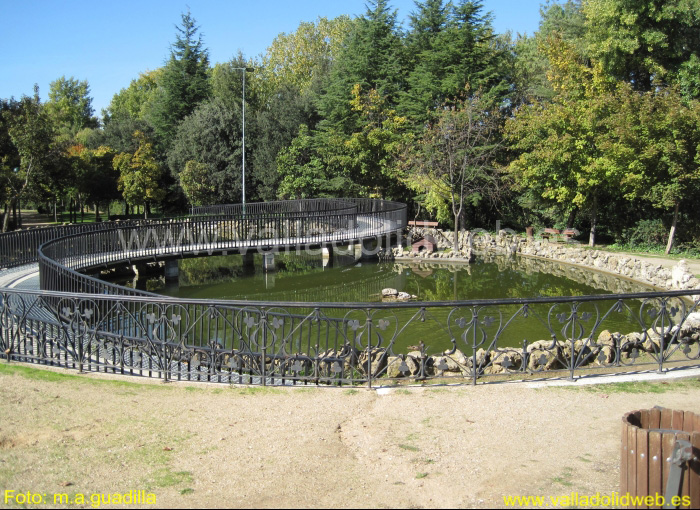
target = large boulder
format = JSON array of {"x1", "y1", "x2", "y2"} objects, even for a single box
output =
[
  {"x1": 527, "y1": 341, "x2": 563, "y2": 371},
  {"x1": 357, "y1": 348, "x2": 387, "y2": 376},
  {"x1": 486, "y1": 349, "x2": 523, "y2": 374},
  {"x1": 672, "y1": 260, "x2": 692, "y2": 289}
]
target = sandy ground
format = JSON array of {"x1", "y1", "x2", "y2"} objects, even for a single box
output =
[{"x1": 1, "y1": 364, "x2": 699, "y2": 509}]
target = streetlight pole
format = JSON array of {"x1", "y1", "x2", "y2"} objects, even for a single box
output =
[{"x1": 233, "y1": 67, "x2": 254, "y2": 211}]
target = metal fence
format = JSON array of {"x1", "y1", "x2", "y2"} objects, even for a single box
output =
[
  {"x1": 2, "y1": 288, "x2": 699, "y2": 386},
  {"x1": 1, "y1": 198, "x2": 699, "y2": 386}
]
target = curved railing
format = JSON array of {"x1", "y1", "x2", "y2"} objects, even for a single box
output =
[
  {"x1": 37, "y1": 198, "x2": 407, "y2": 296},
  {"x1": 1, "y1": 198, "x2": 699, "y2": 387},
  {"x1": 191, "y1": 198, "x2": 359, "y2": 217}
]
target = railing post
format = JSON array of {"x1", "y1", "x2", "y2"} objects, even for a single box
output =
[
  {"x1": 261, "y1": 311, "x2": 267, "y2": 387},
  {"x1": 367, "y1": 314, "x2": 373, "y2": 389}
]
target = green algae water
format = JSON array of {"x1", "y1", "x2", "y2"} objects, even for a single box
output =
[{"x1": 106, "y1": 252, "x2": 660, "y2": 353}]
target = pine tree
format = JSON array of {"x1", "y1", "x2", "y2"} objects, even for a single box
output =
[
  {"x1": 148, "y1": 10, "x2": 211, "y2": 147},
  {"x1": 317, "y1": 0, "x2": 405, "y2": 134},
  {"x1": 400, "y1": 0, "x2": 508, "y2": 125},
  {"x1": 405, "y1": 0, "x2": 449, "y2": 57}
]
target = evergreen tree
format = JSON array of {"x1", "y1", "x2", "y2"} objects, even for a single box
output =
[
  {"x1": 405, "y1": 0, "x2": 449, "y2": 57},
  {"x1": 400, "y1": 1, "x2": 508, "y2": 124},
  {"x1": 253, "y1": 84, "x2": 320, "y2": 201},
  {"x1": 317, "y1": 0, "x2": 405, "y2": 134},
  {"x1": 167, "y1": 98, "x2": 244, "y2": 205},
  {"x1": 400, "y1": 0, "x2": 450, "y2": 123},
  {"x1": 148, "y1": 10, "x2": 211, "y2": 147}
]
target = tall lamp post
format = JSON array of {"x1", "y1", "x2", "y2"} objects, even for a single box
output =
[{"x1": 232, "y1": 67, "x2": 255, "y2": 211}]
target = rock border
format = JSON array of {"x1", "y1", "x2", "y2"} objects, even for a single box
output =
[{"x1": 397, "y1": 227, "x2": 700, "y2": 293}]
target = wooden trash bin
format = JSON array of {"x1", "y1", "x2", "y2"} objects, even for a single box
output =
[{"x1": 621, "y1": 407, "x2": 700, "y2": 509}]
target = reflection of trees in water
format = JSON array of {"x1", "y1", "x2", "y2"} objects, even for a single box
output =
[
  {"x1": 143, "y1": 252, "x2": 652, "y2": 304},
  {"x1": 242, "y1": 268, "x2": 407, "y2": 303},
  {"x1": 392, "y1": 253, "x2": 652, "y2": 302},
  {"x1": 179, "y1": 255, "x2": 249, "y2": 286},
  {"x1": 178, "y1": 253, "x2": 331, "y2": 286},
  {"x1": 478, "y1": 252, "x2": 653, "y2": 295},
  {"x1": 177, "y1": 254, "x2": 406, "y2": 302}
]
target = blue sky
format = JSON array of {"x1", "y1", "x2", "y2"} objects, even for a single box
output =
[{"x1": 1, "y1": 0, "x2": 544, "y2": 116}]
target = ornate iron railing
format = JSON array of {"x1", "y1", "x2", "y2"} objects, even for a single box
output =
[
  {"x1": 1, "y1": 198, "x2": 699, "y2": 386},
  {"x1": 1, "y1": 288, "x2": 699, "y2": 386}
]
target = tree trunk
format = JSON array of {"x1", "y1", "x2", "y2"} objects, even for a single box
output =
[
  {"x1": 144, "y1": 203, "x2": 148, "y2": 220},
  {"x1": 2, "y1": 202, "x2": 9, "y2": 233},
  {"x1": 453, "y1": 213, "x2": 460, "y2": 253},
  {"x1": 665, "y1": 202, "x2": 679, "y2": 255},
  {"x1": 17, "y1": 199, "x2": 22, "y2": 228},
  {"x1": 588, "y1": 195, "x2": 597, "y2": 247},
  {"x1": 566, "y1": 208, "x2": 577, "y2": 229},
  {"x1": 53, "y1": 200, "x2": 57, "y2": 223},
  {"x1": 95, "y1": 202, "x2": 100, "y2": 222}
]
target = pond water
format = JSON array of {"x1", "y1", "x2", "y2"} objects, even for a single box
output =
[{"x1": 102, "y1": 252, "x2": 663, "y2": 353}]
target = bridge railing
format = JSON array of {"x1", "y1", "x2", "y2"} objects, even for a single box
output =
[
  {"x1": 190, "y1": 198, "x2": 359, "y2": 217},
  {"x1": 37, "y1": 199, "x2": 406, "y2": 296}
]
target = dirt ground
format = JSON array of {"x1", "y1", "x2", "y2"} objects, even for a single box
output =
[{"x1": 1, "y1": 364, "x2": 699, "y2": 509}]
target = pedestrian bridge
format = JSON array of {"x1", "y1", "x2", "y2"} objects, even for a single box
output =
[
  {"x1": 0, "y1": 197, "x2": 698, "y2": 387},
  {"x1": 35, "y1": 198, "x2": 406, "y2": 296}
]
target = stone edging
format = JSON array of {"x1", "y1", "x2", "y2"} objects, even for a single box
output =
[{"x1": 399, "y1": 227, "x2": 699, "y2": 293}]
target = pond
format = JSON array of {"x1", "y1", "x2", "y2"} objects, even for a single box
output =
[{"x1": 101, "y1": 252, "x2": 664, "y2": 355}]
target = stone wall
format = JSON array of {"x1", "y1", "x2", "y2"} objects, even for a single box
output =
[{"x1": 400, "y1": 227, "x2": 700, "y2": 293}]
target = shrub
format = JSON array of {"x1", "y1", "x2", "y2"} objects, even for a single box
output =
[{"x1": 620, "y1": 219, "x2": 668, "y2": 248}]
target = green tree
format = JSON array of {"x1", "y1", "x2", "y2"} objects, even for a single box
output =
[
  {"x1": 400, "y1": 1, "x2": 509, "y2": 125},
  {"x1": 405, "y1": 0, "x2": 449, "y2": 55},
  {"x1": 601, "y1": 85, "x2": 700, "y2": 253},
  {"x1": 46, "y1": 76, "x2": 98, "y2": 140},
  {"x1": 403, "y1": 92, "x2": 503, "y2": 250},
  {"x1": 167, "y1": 98, "x2": 244, "y2": 204},
  {"x1": 505, "y1": 38, "x2": 621, "y2": 246},
  {"x1": 584, "y1": 0, "x2": 700, "y2": 91},
  {"x1": 508, "y1": 0, "x2": 587, "y2": 106},
  {"x1": 67, "y1": 145, "x2": 119, "y2": 221},
  {"x1": 2, "y1": 86, "x2": 56, "y2": 231},
  {"x1": 318, "y1": 0, "x2": 405, "y2": 134},
  {"x1": 148, "y1": 10, "x2": 211, "y2": 146},
  {"x1": 179, "y1": 160, "x2": 217, "y2": 206},
  {"x1": 211, "y1": 55, "x2": 263, "y2": 112},
  {"x1": 104, "y1": 70, "x2": 162, "y2": 123},
  {"x1": 114, "y1": 131, "x2": 166, "y2": 218},
  {"x1": 253, "y1": 84, "x2": 320, "y2": 201},
  {"x1": 344, "y1": 85, "x2": 411, "y2": 197},
  {"x1": 400, "y1": 0, "x2": 450, "y2": 122},
  {"x1": 261, "y1": 16, "x2": 353, "y2": 96},
  {"x1": 276, "y1": 125, "x2": 356, "y2": 198}
]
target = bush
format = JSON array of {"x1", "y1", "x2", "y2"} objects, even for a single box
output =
[{"x1": 620, "y1": 219, "x2": 668, "y2": 248}]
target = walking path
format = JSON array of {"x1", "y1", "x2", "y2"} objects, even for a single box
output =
[{"x1": 615, "y1": 251, "x2": 700, "y2": 275}]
